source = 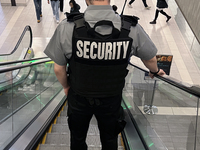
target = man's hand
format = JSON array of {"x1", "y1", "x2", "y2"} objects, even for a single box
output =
[
  {"x1": 142, "y1": 57, "x2": 166, "y2": 79},
  {"x1": 64, "y1": 86, "x2": 70, "y2": 96},
  {"x1": 149, "y1": 69, "x2": 165, "y2": 78}
]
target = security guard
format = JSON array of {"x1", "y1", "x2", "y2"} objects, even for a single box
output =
[{"x1": 44, "y1": 0, "x2": 165, "y2": 149}]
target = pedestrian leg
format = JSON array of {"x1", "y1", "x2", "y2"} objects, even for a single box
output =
[
  {"x1": 128, "y1": 0, "x2": 135, "y2": 8},
  {"x1": 54, "y1": 1, "x2": 60, "y2": 23},
  {"x1": 142, "y1": 0, "x2": 151, "y2": 9},
  {"x1": 160, "y1": 10, "x2": 171, "y2": 22},
  {"x1": 38, "y1": 0, "x2": 42, "y2": 17},
  {"x1": 59, "y1": 0, "x2": 63, "y2": 12},
  {"x1": 150, "y1": 9, "x2": 159, "y2": 24},
  {"x1": 33, "y1": 0, "x2": 40, "y2": 23},
  {"x1": 51, "y1": 1, "x2": 56, "y2": 18}
]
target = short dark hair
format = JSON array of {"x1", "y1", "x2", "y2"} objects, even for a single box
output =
[{"x1": 112, "y1": 5, "x2": 117, "y2": 11}]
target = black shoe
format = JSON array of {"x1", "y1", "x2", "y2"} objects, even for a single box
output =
[
  {"x1": 150, "y1": 20, "x2": 156, "y2": 24},
  {"x1": 166, "y1": 16, "x2": 171, "y2": 22}
]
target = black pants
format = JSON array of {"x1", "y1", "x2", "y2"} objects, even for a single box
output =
[
  {"x1": 67, "y1": 89, "x2": 126, "y2": 150},
  {"x1": 129, "y1": 0, "x2": 148, "y2": 7},
  {"x1": 59, "y1": 0, "x2": 63, "y2": 11}
]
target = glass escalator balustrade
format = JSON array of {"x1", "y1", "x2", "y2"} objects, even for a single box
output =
[
  {"x1": 123, "y1": 65, "x2": 200, "y2": 150},
  {"x1": 0, "y1": 62, "x2": 62, "y2": 150}
]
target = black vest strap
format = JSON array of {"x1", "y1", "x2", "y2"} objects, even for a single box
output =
[
  {"x1": 71, "y1": 14, "x2": 139, "y2": 39},
  {"x1": 73, "y1": 14, "x2": 87, "y2": 37},
  {"x1": 120, "y1": 15, "x2": 139, "y2": 38},
  {"x1": 87, "y1": 20, "x2": 120, "y2": 39}
]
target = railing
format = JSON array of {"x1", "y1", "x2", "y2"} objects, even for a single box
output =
[
  {"x1": 0, "y1": 57, "x2": 50, "y2": 90},
  {"x1": 123, "y1": 61, "x2": 200, "y2": 150},
  {"x1": 0, "y1": 59, "x2": 62, "y2": 150}
]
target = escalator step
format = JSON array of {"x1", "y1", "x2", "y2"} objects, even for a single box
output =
[
  {"x1": 45, "y1": 133, "x2": 70, "y2": 145},
  {"x1": 51, "y1": 124, "x2": 70, "y2": 133},
  {"x1": 60, "y1": 111, "x2": 67, "y2": 117},
  {"x1": 45, "y1": 133, "x2": 101, "y2": 145},
  {"x1": 56, "y1": 116, "x2": 67, "y2": 125},
  {"x1": 51, "y1": 124, "x2": 99, "y2": 135},
  {"x1": 55, "y1": 116, "x2": 98, "y2": 125},
  {"x1": 39, "y1": 144, "x2": 70, "y2": 150},
  {"x1": 39, "y1": 144, "x2": 124, "y2": 150},
  {"x1": 45, "y1": 133, "x2": 123, "y2": 147},
  {"x1": 43, "y1": 106, "x2": 124, "y2": 149}
]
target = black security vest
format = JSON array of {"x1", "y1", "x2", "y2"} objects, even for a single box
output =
[{"x1": 67, "y1": 13, "x2": 138, "y2": 98}]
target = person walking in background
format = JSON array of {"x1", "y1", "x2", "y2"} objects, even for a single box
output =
[
  {"x1": 150, "y1": 0, "x2": 171, "y2": 24},
  {"x1": 59, "y1": 0, "x2": 64, "y2": 12},
  {"x1": 128, "y1": 0, "x2": 151, "y2": 9},
  {"x1": 48, "y1": 0, "x2": 60, "y2": 23},
  {"x1": 33, "y1": 0, "x2": 42, "y2": 23},
  {"x1": 69, "y1": 0, "x2": 80, "y2": 13}
]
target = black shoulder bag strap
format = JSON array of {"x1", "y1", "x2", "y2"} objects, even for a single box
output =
[
  {"x1": 73, "y1": 13, "x2": 87, "y2": 37},
  {"x1": 120, "y1": 15, "x2": 139, "y2": 38}
]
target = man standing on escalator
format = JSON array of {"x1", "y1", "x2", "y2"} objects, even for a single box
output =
[{"x1": 44, "y1": 0, "x2": 165, "y2": 149}]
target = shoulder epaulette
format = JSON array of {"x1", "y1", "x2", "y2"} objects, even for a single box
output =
[
  {"x1": 121, "y1": 15, "x2": 139, "y2": 26},
  {"x1": 64, "y1": 12, "x2": 84, "y2": 22}
]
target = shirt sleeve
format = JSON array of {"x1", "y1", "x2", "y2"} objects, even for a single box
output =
[
  {"x1": 44, "y1": 25, "x2": 68, "y2": 66},
  {"x1": 129, "y1": 24, "x2": 158, "y2": 60}
]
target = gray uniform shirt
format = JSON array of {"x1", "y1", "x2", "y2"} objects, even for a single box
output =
[{"x1": 44, "y1": 5, "x2": 157, "y2": 66}]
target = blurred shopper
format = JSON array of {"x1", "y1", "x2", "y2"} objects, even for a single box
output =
[
  {"x1": 69, "y1": 0, "x2": 80, "y2": 13},
  {"x1": 33, "y1": 0, "x2": 42, "y2": 23},
  {"x1": 59, "y1": 0, "x2": 64, "y2": 12},
  {"x1": 48, "y1": 0, "x2": 60, "y2": 23},
  {"x1": 128, "y1": 0, "x2": 151, "y2": 9},
  {"x1": 150, "y1": 0, "x2": 171, "y2": 24}
]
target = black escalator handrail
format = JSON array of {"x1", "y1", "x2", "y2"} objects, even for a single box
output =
[
  {"x1": 0, "y1": 25, "x2": 32, "y2": 56},
  {"x1": 128, "y1": 61, "x2": 200, "y2": 98},
  {"x1": 0, "y1": 56, "x2": 48, "y2": 66},
  {"x1": 0, "y1": 58, "x2": 52, "y2": 74}
]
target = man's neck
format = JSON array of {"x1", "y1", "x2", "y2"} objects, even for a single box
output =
[{"x1": 91, "y1": 1, "x2": 109, "y2": 5}]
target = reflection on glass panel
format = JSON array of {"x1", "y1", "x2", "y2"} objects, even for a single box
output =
[
  {"x1": 0, "y1": 62, "x2": 62, "y2": 149},
  {"x1": 123, "y1": 65, "x2": 199, "y2": 150}
]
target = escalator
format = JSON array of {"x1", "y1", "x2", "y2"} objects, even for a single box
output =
[
  {"x1": 0, "y1": 59, "x2": 147, "y2": 150},
  {"x1": 0, "y1": 24, "x2": 147, "y2": 149},
  {"x1": 0, "y1": 23, "x2": 161, "y2": 150},
  {"x1": 1, "y1": 58, "x2": 200, "y2": 150}
]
